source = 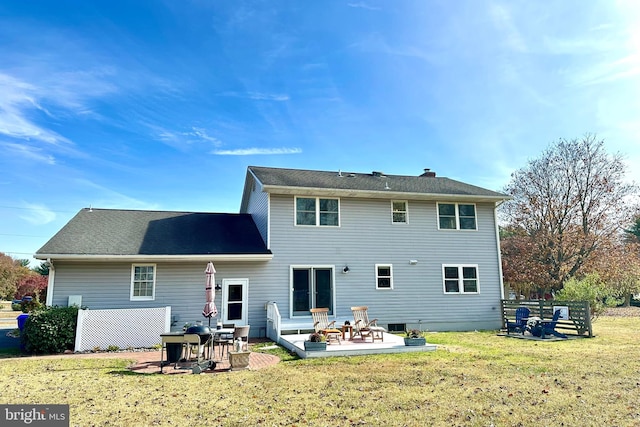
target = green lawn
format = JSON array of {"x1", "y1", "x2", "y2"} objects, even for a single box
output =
[{"x1": 1, "y1": 316, "x2": 639, "y2": 426}]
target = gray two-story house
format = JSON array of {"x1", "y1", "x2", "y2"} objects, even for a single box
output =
[{"x1": 36, "y1": 165, "x2": 509, "y2": 337}]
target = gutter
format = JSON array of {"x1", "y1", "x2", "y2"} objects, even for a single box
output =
[
  {"x1": 261, "y1": 184, "x2": 510, "y2": 203},
  {"x1": 34, "y1": 253, "x2": 274, "y2": 262}
]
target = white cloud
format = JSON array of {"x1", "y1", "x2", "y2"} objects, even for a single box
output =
[
  {"x1": 157, "y1": 129, "x2": 180, "y2": 143},
  {"x1": 0, "y1": 73, "x2": 73, "y2": 146},
  {"x1": 219, "y1": 91, "x2": 290, "y2": 101},
  {"x1": 148, "y1": 124, "x2": 223, "y2": 149},
  {"x1": 347, "y1": 2, "x2": 380, "y2": 11},
  {"x1": 189, "y1": 127, "x2": 222, "y2": 146},
  {"x1": 213, "y1": 147, "x2": 302, "y2": 155},
  {"x1": 543, "y1": 5, "x2": 640, "y2": 87},
  {"x1": 348, "y1": 33, "x2": 439, "y2": 63},
  {"x1": 488, "y1": 3, "x2": 527, "y2": 52},
  {"x1": 248, "y1": 92, "x2": 290, "y2": 101},
  {"x1": 75, "y1": 178, "x2": 160, "y2": 211},
  {"x1": 39, "y1": 67, "x2": 119, "y2": 111},
  {"x1": 19, "y1": 202, "x2": 56, "y2": 225},
  {"x1": 0, "y1": 142, "x2": 56, "y2": 165},
  {"x1": 571, "y1": 53, "x2": 640, "y2": 86}
]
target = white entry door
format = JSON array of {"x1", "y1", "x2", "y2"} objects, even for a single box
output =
[{"x1": 222, "y1": 278, "x2": 248, "y2": 326}]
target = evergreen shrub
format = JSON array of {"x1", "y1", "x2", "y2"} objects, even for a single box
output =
[{"x1": 21, "y1": 306, "x2": 79, "y2": 354}]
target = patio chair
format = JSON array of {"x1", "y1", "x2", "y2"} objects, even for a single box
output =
[
  {"x1": 506, "y1": 307, "x2": 530, "y2": 334},
  {"x1": 233, "y1": 325, "x2": 251, "y2": 351},
  {"x1": 310, "y1": 308, "x2": 341, "y2": 344},
  {"x1": 213, "y1": 323, "x2": 235, "y2": 359},
  {"x1": 351, "y1": 306, "x2": 385, "y2": 343},
  {"x1": 530, "y1": 309, "x2": 567, "y2": 339},
  {"x1": 218, "y1": 325, "x2": 252, "y2": 356}
]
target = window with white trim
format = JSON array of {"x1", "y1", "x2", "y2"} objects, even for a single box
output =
[
  {"x1": 391, "y1": 200, "x2": 408, "y2": 223},
  {"x1": 437, "y1": 203, "x2": 477, "y2": 230},
  {"x1": 130, "y1": 264, "x2": 156, "y2": 300},
  {"x1": 443, "y1": 265, "x2": 479, "y2": 294},
  {"x1": 295, "y1": 197, "x2": 340, "y2": 226},
  {"x1": 375, "y1": 264, "x2": 393, "y2": 289}
]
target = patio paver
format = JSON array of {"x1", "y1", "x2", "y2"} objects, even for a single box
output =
[
  {"x1": 128, "y1": 350, "x2": 280, "y2": 374},
  {"x1": 0, "y1": 344, "x2": 280, "y2": 375}
]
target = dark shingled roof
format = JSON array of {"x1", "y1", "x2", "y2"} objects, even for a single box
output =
[
  {"x1": 36, "y1": 209, "x2": 271, "y2": 256},
  {"x1": 248, "y1": 166, "x2": 508, "y2": 199}
]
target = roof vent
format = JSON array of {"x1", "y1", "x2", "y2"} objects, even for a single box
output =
[
  {"x1": 372, "y1": 171, "x2": 386, "y2": 177},
  {"x1": 337, "y1": 170, "x2": 343, "y2": 177},
  {"x1": 420, "y1": 168, "x2": 436, "y2": 177}
]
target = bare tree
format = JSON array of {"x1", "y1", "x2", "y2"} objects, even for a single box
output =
[{"x1": 501, "y1": 135, "x2": 638, "y2": 291}]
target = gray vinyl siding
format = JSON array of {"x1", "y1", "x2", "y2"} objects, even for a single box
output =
[
  {"x1": 243, "y1": 177, "x2": 269, "y2": 246},
  {"x1": 49, "y1": 193, "x2": 504, "y2": 335},
  {"x1": 267, "y1": 195, "x2": 503, "y2": 331},
  {"x1": 51, "y1": 261, "x2": 274, "y2": 337}
]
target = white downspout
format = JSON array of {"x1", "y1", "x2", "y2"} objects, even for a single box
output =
[
  {"x1": 267, "y1": 192, "x2": 271, "y2": 250},
  {"x1": 45, "y1": 258, "x2": 55, "y2": 307},
  {"x1": 494, "y1": 201, "x2": 506, "y2": 300}
]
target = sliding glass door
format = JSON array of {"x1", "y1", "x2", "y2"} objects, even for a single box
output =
[{"x1": 291, "y1": 266, "x2": 334, "y2": 316}]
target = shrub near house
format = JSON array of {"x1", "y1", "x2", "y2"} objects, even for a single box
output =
[{"x1": 22, "y1": 306, "x2": 79, "y2": 354}]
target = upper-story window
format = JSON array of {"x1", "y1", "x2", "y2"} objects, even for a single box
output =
[
  {"x1": 375, "y1": 264, "x2": 393, "y2": 289},
  {"x1": 391, "y1": 201, "x2": 408, "y2": 224},
  {"x1": 130, "y1": 264, "x2": 156, "y2": 301},
  {"x1": 295, "y1": 197, "x2": 340, "y2": 226},
  {"x1": 437, "y1": 203, "x2": 477, "y2": 230},
  {"x1": 443, "y1": 265, "x2": 479, "y2": 294}
]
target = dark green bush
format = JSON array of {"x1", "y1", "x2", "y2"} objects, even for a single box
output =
[
  {"x1": 20, "y1": 299, "x2": 42, "y2": 313},
  {"x1": 11, "y1": 303, "x2": 21, "y2": 311},
  {"x1": 21, "y1": 306, "x2": 79, "y2": 354}
]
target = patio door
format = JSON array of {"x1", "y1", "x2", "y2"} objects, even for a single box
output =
[
  {"x1": 291, "y1": 266, "x2": 334, "y2": 316},
  {"x1": 222, "y1": 278, "x2": 248, "y2": 326}
]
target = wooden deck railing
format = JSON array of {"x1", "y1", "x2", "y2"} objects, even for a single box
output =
[{"x1": 500, "y1": 299, "x2": 593, "y2": 337}]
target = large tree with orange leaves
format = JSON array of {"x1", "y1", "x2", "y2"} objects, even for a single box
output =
[
  {"x1": 500, "y1": 136, "x2": 638, "y2": 295},
  {"x1": 592, "y1": 235, "x2": 640, "y2": 306},
  {"x1": 0, "y1": 253, "x2": 31, "y2": 300}
]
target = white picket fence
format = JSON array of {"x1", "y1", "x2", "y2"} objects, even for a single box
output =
[{"x1": 75, "y1": 307, "x2": 171, "y2": 352}]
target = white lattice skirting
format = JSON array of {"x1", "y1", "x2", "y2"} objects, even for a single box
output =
[{"x1": 75, "y1": 307, "x2": 171, "y2": 352}]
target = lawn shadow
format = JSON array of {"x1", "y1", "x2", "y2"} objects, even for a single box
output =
[{"x1": 497, "y1": 333, "x2": 590, "y2": 342}]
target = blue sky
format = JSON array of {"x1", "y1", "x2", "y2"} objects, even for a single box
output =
[{"x1": 2, "y1": 1, "x2": 640, "y2": 265}]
